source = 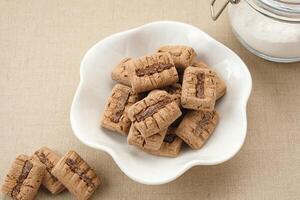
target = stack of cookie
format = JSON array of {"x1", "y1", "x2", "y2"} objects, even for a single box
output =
[
  {"x1": 101, "y1": 45, "x2": 226, "y2": 157},
  {"x1": 1, "y1": 147, "x2": 100, "y2": 200}
]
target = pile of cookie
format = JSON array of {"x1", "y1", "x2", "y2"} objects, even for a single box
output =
[
  {"x1": 1, "y1": 147, "x2": 100, "y2": 200},
  {"x1": 101, "y1": 45, "x2": 226, "y2": 157}
]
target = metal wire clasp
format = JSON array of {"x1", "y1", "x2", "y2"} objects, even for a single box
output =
[{"x1": 210, "y1": 0, "x2": 240, "y2": 21}]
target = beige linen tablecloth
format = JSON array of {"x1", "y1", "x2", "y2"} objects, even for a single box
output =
[{"x1": 0, "y1": 1, "x2": 299, "y2": 199}]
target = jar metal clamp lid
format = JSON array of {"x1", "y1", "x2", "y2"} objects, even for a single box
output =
[{"x1": 210, "y1": 0, "x2": 240, "y2": 21}]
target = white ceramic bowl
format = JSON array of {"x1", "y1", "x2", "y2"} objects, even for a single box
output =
[{"x1": 70, "y1": 21, "x2": 252, "y2": 185}]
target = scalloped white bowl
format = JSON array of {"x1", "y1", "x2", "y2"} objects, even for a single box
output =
[{"x1": 70, "y1": 21, "x2": 252, "y2": 185}]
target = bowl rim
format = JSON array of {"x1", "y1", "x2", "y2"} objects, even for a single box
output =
[{"x1": 70, "y1": 20, "x2": 253, "y2": 185}]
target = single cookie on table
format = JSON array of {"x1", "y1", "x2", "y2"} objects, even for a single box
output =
[
  {"x1": 51, "y1": 151, "x2": 101, "y2": 200},
  {"x1": 176, "y1": 110, "x2": 219, "y2": 150},
  {"x1": 127, "y1": 125, "x2": 167, "y2": 150},
  {"x1": 157, "y1": 45, "x2": 196, "y2": 71},
  {"x1": 1, "y1": 155, "x2": 46, "y2": 200},
  {"x1": 192, "y1": 61, "x2": 227, "y2": 100},
  {"x1": 149, "y1": 83, "x2": 182, "y2": 106},
  {"x1": 111, "y1": 58, "x2": 131, "y2": 86},
  {"x1": 101, "y1": 83, "x2": 142, "y2": 135},
  {"x1": 128, "y1": 90, "x2": 182, "y2": 138},
  {"x1": 181, "y1": 66, "x2": 217, "y2": 111},
  {"x1": 144, "y1": 127, "x2": 183, "y2": 157},
  {"x1": 32, "y1": 147, "x2": 65, "y2": 194},
  {"x1": 127, "y1": 52, "x2": 178, "y2": 93}
]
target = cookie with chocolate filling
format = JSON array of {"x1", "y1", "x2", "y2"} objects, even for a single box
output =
[
  {"x1": 51, "y1": 151, "x2": 101, "y2": 200},
  {"x1": 32, "y1": 147, "x2": 65, "y2": 194},
  {"x1": 181, "y1": 66, "x2": 217, "y2": 111},
  {"x1": 128, "y1": 52, "x2": 178, "y2": 92},
  {"x1": 176, "y1": 110, "x2": 219, "y2": 149},
  {"x1": 128, "y1": 90, "x2": 182, "y2": 138},
  {"x1": 101, "y1": 83, "x2": 142, "y2": 135},
  {"x1": 1, "y1": 154, "x2": 46, "y2": 200}
]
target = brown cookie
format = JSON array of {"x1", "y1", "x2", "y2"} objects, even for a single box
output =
[
  {"x1": 51, "y1": 151, "x2": 101, "y2": 200},
  {"x1": 176, "y1": 110, "x2": 219, "y2": 149},
  {"x1": 181, "y1": 66, "x2": 217, "y2": 111},
  {"x1": 144, "y1": 127, "x2": 183, "y2": 157},
  {"x1": 1, "y1": 154, "x2": 46, "y2": 200},
  {"x1": 192, "y1": 61, "x2": 227, "y2": 100},
  {"x1": 127, "y1": 52, "x2": 178, "y2": 92},
  {"x1": 111, "y1": 58, "x2": 131, "y2": 86},
  {"x1": 101, "y1": 83, "x2": 142, "y2": 135},
  {"x1": 32, "y1": 147, "x2": 65, "y2": 194},
  {"x1": 128, "y1": 90, "x2": 182, "y2": 138},
  {"x1": 157, "y1": 45, "x2": 196, "y2": 71},
  {"x1": 127, "y1": 125, "x2": 167, "y2": 150}
]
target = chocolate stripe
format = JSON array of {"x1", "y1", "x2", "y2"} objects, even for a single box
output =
[
  {"x1": 135, "y1": 97, "x2": 172, "y2": 122},
  {"x1": 135, "y1": 63, "x2": 173, "y2": 77},
  {"x1": 34, "y1": 152, "x2": 58, "y2": 181},
  {"x1": 196, "y1": 73, "x2": 205, "y2": 98},
  {"x1": 11, "y1": 161, "x2": 33, "y2": 198},
  {"x1": 65, "y1": 158, "x2": 95, "y2": 188},
  {"x1": 109, "y1": 91, "x2": 130, "y2": 123},
  {"x1": 194, "y1": 112, "x2": 214, "y2": 136}
]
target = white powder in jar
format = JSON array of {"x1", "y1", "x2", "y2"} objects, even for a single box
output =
[{"x1": 228, "y1": 0, "x2": 300, "y2": 60}]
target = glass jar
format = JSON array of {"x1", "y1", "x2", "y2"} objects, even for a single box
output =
[{"x1": 211, "y1": 0, "x2": 300, "y2": 63}]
